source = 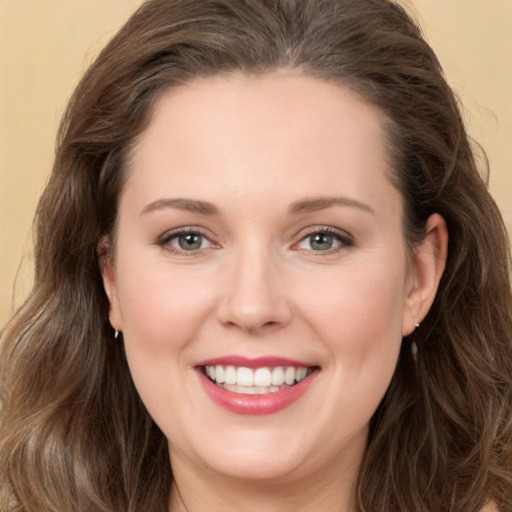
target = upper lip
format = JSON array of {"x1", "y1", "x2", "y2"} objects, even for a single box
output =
[{"x1": 194, "y1": 355, "x2": 315, "y2": 369}]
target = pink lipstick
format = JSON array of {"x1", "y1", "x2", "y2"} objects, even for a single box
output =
[{"x1": 195, "y1": 356, "x2": 318, "y2": 415}]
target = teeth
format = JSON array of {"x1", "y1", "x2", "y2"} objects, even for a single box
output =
[
  {"x1": 284, "y1": 367, "x2": 296, "y2": 385},
  {"x1": 223, "y1": 383, "x2": 291, "y2": 394},
  {"x1": 297, "y1": 367, "x2": 307, "y2": 382},
  {"x1": 271, "y1": 366, "x2": 285, "y2": 385},
  {"x1": 236, "y1": 367, "x2": 254, "y2": 387},
  {"x1": 254, "y1": 367, "x2": 272, "y2": 387},
  {"x1": 204, "y1": 364, "x2": 311, "y2": 393},
  {"x1": 215, "y1": 365, "x2": 225, "y2": 383},
  {"x1": 224, "y1": 365, "x2": 237, "y2": 385}
]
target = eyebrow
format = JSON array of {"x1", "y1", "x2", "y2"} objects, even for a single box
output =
[
  {"x1": 288, "y1": 196, "x2": 375, "y2": 215},
  {"x1": 141, "y1": 198, "x2": 220, "y2": 216},
  {"x1": 140, "y1": 195, "x2": 374, "y2": 217}
]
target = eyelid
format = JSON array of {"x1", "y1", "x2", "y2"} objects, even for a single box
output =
[
  {"x1": 155, "y1": 224, "x2": 352, "y2": 256},
  {"x1": 291, "y1": 225, "x2": 353, "y2": 253},
  {"x1": 156, "y1": 226, "x2": 219, "y2": 255}
]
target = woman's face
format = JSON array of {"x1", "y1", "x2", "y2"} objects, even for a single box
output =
[{"x1": 103, "y1": 72, "x2": 443, "y2": 485}]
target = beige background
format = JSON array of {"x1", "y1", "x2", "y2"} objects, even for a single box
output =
[{"x1": 1, "y1": 0, "x2": 511, "y2": 327}]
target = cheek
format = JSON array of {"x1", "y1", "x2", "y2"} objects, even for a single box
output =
[
  {"x1": 115, "y1": 255, "x2": 216, "y2": 353},
  {"x1": 297, "y1": 261, "x2": 406, "y2": 348},
  {"x1": 113, "y1": 259, "x2": 215, "y2": 427},
  {"x1": 294, "y1": 260, "x2": 406, "y2": 406}
]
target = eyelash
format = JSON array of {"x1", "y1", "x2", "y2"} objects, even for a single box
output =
[
  {"x1": 157, "y1": 227, "x2": 217, "y2": 256},
  {"x1": 156, "y1": 225, "x2": 353, "y2": 256},
  {"x1": 292, "y1": 226, "x2": 353, "y2": 255}
]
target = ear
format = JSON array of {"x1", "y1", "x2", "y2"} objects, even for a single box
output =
[
  {"x1": 402, "y1": 213, "x2": 448, "y2": 336},
  {"x1": 97, "y1": 236, "x2": 122, "y2": 332}
]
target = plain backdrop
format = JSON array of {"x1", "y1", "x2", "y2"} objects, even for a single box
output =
[{"x1": 1, "y1": 0, "x2": 511, "y2": 326}]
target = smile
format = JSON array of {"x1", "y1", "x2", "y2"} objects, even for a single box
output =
[
  {"x1": 196, "y1": 357, "x2": 319, "y2": 415},
  {"x1": 204, "y1": 365, "x2": 310, "y2": 394}
]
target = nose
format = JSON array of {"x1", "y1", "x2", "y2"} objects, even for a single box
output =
[{"x1": 216, "y1": 247, "x2": 292, "y2": 334}]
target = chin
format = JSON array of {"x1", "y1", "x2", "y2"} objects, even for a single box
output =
[
  {"x1": 168, "y1": 418, "x2": 367, "y2": 486},
  {"x1": 195, "y1": 444, "x2": 312, "y2": 483}
]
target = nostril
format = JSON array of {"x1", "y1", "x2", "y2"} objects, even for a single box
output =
[{"x1": 217, "y1": 297, "x2": 293, "y2": 333}]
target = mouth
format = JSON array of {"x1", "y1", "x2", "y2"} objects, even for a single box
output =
[
  {"x1": 195, "y1": 357, "x2": 319, "y2": 415},
  {"x1": 202, "y1": 364, "x2": 312, "y2": 395}
]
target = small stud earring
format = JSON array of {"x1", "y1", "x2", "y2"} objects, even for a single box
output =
[
  {"x1": 414, "y1": 322, "x2": 420, "y2": 328},
  {"x1": 114, "y1": 330, "x2": 120, "y2": 339}
]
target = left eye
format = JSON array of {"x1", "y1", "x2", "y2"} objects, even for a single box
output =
[
  {"x1": 295, "y1": 231, "x2": 348, "y2": 252},
  {"x1": 167, "y1": 232, "x2": 211, "y2": 251}
]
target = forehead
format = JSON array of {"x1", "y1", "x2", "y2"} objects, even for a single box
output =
[{"x1": 125, "y1": 72, "x2": 399, "y2": 218}]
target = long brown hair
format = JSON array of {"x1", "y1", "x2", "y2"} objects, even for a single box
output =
[{"x1": 1, "y1": 1, "x2": 511, "y2": 511}]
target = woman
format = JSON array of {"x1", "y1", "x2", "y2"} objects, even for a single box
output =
[{"x1": 1, "y1": 0, "x2": 511, "y2": 511}]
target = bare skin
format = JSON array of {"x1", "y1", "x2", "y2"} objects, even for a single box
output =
[{"x1": 102, "y1": 72, "x2": 448, "y2": 512}]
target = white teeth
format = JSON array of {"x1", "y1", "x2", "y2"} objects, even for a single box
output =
[
  {"x1": 215, "y1": 365, "x2": 225, "y2": 383},
  {"x1": 284, "y1": 367, "x2": 296, "y2": 385},
  {"x1": 223, "y1": 383, "x2": 291, "y2": 394},
  {"x1": 236, "y1": 367, "x2": 254, "y2": 387},
  {"x1": 296, "y1": 367, "x2": 307, "y2": 382},
  {"x1": 204, "y1": 364, "x2": 311, "y2": 393},
  {"x1": 224, "y1": 365, "x2": 237, "y2": 385},
  {"x1": 271, "y1": 366, "x2": 285, "y2": 386},
  {"x1": 254, "y1": 367, "x2": 272, "y2": 387}
]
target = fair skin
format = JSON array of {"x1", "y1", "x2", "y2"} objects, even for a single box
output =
[{"x1": 102, "y1": 72, "x2": 448, "y2": 512}]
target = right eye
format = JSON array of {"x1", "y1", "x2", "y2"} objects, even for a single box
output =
[
  {"x1": 297, "y1": 232, "x2": 341, "y2": 252},
  {"x1": 291, "y1": 225, "x2": 353, "y2": 255}
]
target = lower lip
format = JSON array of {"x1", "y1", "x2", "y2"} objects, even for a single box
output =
[{"x1": 197, "y1": 370, "x2": 318, "y2": 415}]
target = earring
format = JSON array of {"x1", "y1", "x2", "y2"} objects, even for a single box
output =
[
  {"x1": 114, "y1": 330, "x2": 120, "y2": 339},
  {"x1": 414, "y1": 322, "x2": 420, "y2": 328}
]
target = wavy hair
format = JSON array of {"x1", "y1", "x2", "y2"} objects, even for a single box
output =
[{"x1": 1, "y1": 1, "x2": 511, "y2": 511}]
